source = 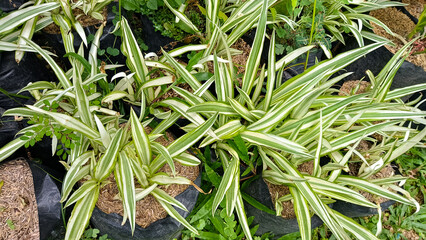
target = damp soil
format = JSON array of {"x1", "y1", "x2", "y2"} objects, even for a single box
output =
[
  {"x1": 0, "y1": 159, "x2": 40, "y2": 240},
  {"x1": 265, "y1": 161, "x2": 314, "y2": 219},
  {"x1": 95, "y1": 127, "x2": 199, "y2": 228},
  {"x1": 43, "y1": 7, "x2": 108, "y2": 34},
  {"x1": 370, "y1": 2, "x2": 426, "y2": 71}
]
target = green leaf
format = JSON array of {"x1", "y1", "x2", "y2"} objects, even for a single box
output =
[
  {"x1": 0, "y1": 2, "x2": 59, "y2": 34},
  {"x1": 93, "y1": 129, "x2": 123, "y2": 181},
  {"x1": 115, "y1": 151, "x2": 136, "y2": 234},
  {"x1": 130, "y1": 109, "x2": 151, "y2": 166},
  {"x1": 240, "y1": 131, "x2": 311, "y2": 157},
  {"x1": 65, "y1": 185, "x2": 100, "y2": 240},
  {"x1": 212, "y1": 157, "x2": 239, "y2": 215}
]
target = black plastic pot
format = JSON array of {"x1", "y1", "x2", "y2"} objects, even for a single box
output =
[
  {"x1": 138, "y1": 14, "x2": 177, "y2": 53},
  {"x1": 0, "y1": 0, "x2": 26, "y2": 12},
  {"x1": 91, "y1": 172, "x2": 202, "y2": 240},
  {"x1": 44, "y1": 3, "x2": 124, "y2": 65},
  {"x1": 0, "y1": 51, "x2": 54, "y2": 110},
  {"x1": 332, "y1": 200, "x2": 395, "y2": 218},
  {"x1": 0, "y1": 158, "x2": 62, "y2": 240},
  {"x1": 242, "y1": 175, "x2": 326, "y2": 238}
]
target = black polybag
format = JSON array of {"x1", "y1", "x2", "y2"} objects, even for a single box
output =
[
  {"x1": 0, "y1": 107, "x2": 20, "y2": 148},
  {"x1": 45, "y1": 3, "x2": 124, "y2": 65},
  {"x1": 332, "y1": 200, "x2": 395, "y2": 218},
  {"x1": 242, "y1": 176, "x2": 325, "y2": 238},
  {"x1": 138, "y1": 14, "x2": 177, "y2": 53},
  {"x1": 332, "y1": 38, "x2": 426, "y2": 109},
  {"x1": 91, "y1": 172, "x2": 202, "y2": 240},
  {"x1": 0, "y1": 51, "x2": 52, "y2": 109},
  {"x1": 0, "y1": 158, "x2": 62, "y2": 240},
  {"x1": 0, "y1": 0, "x2": 26, "y2": 12}
]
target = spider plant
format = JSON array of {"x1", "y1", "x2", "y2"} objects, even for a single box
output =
[
  {"x1": 0, "y1": 0, "x2": 113, "y2": 63},
  {"x1": 0, "y1": 26, "x2": 210, "y2": 240},
  {"x1": 153, "y1": 3, "x2": 426, "y2": 239}
]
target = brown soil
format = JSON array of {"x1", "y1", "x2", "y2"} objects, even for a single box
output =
[
  {"x1": 265, "y1": 161, "x2": 314, "y2": 219},
  {"x1": 370, "y1": 5, "x2": 426, "y2": 71},
  {"x1": 0, "y1": 159, "x2": 40, "y2": 240},
  {"x1": 338, "y1": 80, "x2": 371, "y2": 96},
  {"x1": 43, "y1": 7, "x2": 108, "y2": 34},
  {"x1": 349, "y1": 163, "x2": 395, "y2": 204},
  {"x1": 207, "y1": 38, "x2": 252, "y2": 86},
  {"x1": 403, "y1": 0, "x2": 425, "y2": 18},
  {"x1": 96, "y1": 127, "x2": 199, "y2": 228}
]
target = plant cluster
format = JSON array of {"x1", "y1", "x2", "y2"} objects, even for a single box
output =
[{"x1": 0, "y1": 0, "x2": 425, "y2": 240}]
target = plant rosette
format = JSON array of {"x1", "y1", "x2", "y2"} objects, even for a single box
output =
[
  {"x1": 42, "y1": 2, "x2": 123, "y2": 65},
  {"x1": 0, "y1": 158, "x2": 62, "y2": 240},
  {"x1": 156, "y1": 5, "x2": 426, "y2": 238},
  {"x1": 89, "y1": 126, "x2": 203, "y2": 240},
  {"x1": 242, "y1": 165, "x2": 328, "y2": 238}
]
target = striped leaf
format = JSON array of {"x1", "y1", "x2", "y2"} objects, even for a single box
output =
[
  {"x1": 64, "y1": 179, "x2": 97, "y2": 208},
  {"x1": 130, "y1": 109, "x2": 151, "y2": 166},
  {"x1": 64, "y1": 185, "x2": 99, "y2": 240},
  {"x1": 0, "y1": 2, "x2": 59, "y2": 34},
  {"x1": 150, "y1": 113, "x2": 217, "y2": 173},
  {"x1": 26, "y1": 105, "x2": 100, "y2": 140},
  {"x1": 135, "y1": 184, "x2": 158, "y2": 201},
  {"x1": 157, "y1": 198, "x2": 198, "y2": 234},
  {"x1": 212, "y1": 157, "x2": 239, "y2": 215},
  {"x1": 240, "y1": 131, "x2": 311, "y2": 157},
  {"x1": 93, "y1": 129, "x2": 123, "y2": 181},
  {"x1": 0, "y1": 137, "x2": 28, "y2": 162},
  {"x1": 115, "y1": 151, "x2": 136, "y2": 234},
  {"x1": 337, "y1": 176, "x2": 418, "y2": 207},
  {"x1": 61, "y1": 152, "x2": 92, "y2": 202},
  {"x1": 23, "y1": 38, "x2": 71, "y2": 89},
  {"x1": 290, "y1": 187, "x2": 311, "y2": 240}
]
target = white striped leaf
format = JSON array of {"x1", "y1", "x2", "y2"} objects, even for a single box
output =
[
  {"x1": 115, "y1": 152, "x2": 136, "y2": 234},
  {"x1": 93, "y1": 129, "x2": 123, "y2": 181},
  {"x1": 64, "y1": 185, "x2": 99, "y2": 240},
  {"x1": 240, "y1": 131, "x2": 311, "y2": 157},
  {"x1": 130, "y1": 109, "x2": 151, "y2": 166}
]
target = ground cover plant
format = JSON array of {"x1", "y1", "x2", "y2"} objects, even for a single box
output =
[{"x1": 0, "y1": 0, "x2": 425, "y2": 240}]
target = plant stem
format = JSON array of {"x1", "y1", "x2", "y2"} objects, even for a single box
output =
[{"x1": 305, "y1": 0, "x2": 317, "y2": 70}]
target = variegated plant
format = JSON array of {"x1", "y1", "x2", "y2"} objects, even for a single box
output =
[
  {"x1": 153, "y1": 3, "x2": 426, "y2": 240},
  {"x1": 0, "y1": 26, "x2": 208, "y2": 240},
  {"x1": 102, "y1": 0, "x2": 296, "y2": 109},
  {"x1": 0, "y1": 0, "x2": 112, "y2": 63}
]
